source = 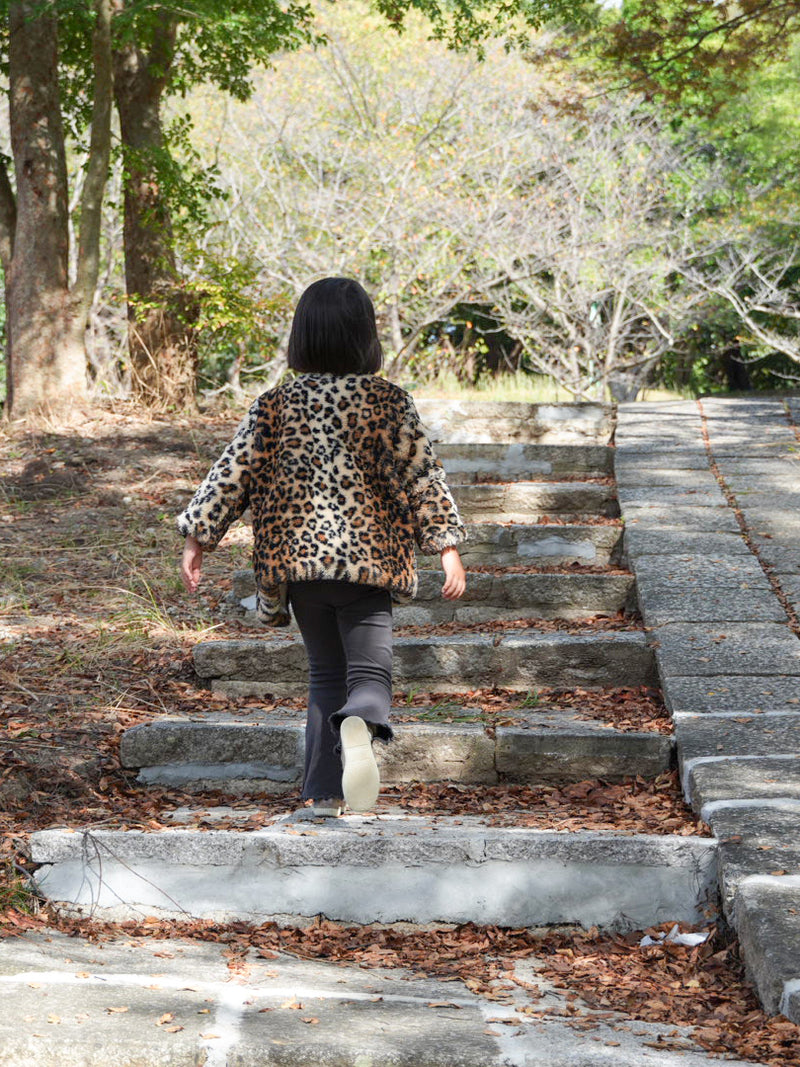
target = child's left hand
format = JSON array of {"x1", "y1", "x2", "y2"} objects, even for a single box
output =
[
  {"x1": 181, "y1": 535, "x2": 204, "y2": 593},
  {"x1": 441, "y1": 546, "x2": 466, "y2": 600}
]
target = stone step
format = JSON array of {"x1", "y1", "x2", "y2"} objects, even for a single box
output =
[
  {"x1": 119, "y1": 711, "x2": 673, "y2": 793},
  {"x1": 1, "y1": 930, "x2": 755, "y2": 1067},
  {"x1": 232, "y1": 523, "x2": 625, "y2": 573},
  {"x1": 422, "y1": 521, "x2": 624, "y2": 567},
  {"x1": 30, "y1": 817, "x2": 716, "y2": 930},
  {"x1": 0, "y1": 932, "x2": 756, "y2": 1067},
  {"x1": 436, "y1": 442, "x2": 613, "y2": 481},
  {"x1": 192, "y1": 631, "x2": 657, "y2": 697},
  {"x1": 451, "y1": 482, "x2": 619, "y2": 522},
  {"x1": 415, "y1": 399, "x2": 614, "y2": 445},
  {"x1": 226, "y1": 569, "x2": 636, "y2": 626}
]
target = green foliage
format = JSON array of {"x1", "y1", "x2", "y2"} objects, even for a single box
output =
[
  {"x1": 600, "y1": 0, "x2": 799, "y2": 115},
  {"x1": 179, "y1": 246, "x2": 294, "y2": 389},
  {"x1": 0, "y1": 862, "x2": 33, "y2": 914},
  {"x1": 140, "y1": 0, "x2": 318, "y2": 100},
  {"x1": 123, "y1": 112, "x2": 226, "y2": 236},
  {"x1": 373, "y1": 0, "x2": 598, "y2": 51},
  {"x1": 578, "y1": 1, "x2": 800, "y2": 393}
]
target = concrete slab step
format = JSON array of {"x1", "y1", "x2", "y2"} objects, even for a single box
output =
[
  {"x1": 30, "y1": 816, "x2": 717, "y2": 930},
  {"x1": 119, "y1": 711, "x2": 674, "y2": 793},
  {"x1": 415, "y1": 399, "x2": 614, "y2": 445},
  {"x1": 426, "y1": 522, "x2": 624, "y2": 567},
  {"x1": 226, "y1": 569, "x2": 636, "y2": 626},
  {"x1": 192, "y1": 631, "x2": 657, "y2": 697},
  {"x1": 701, "y1": 801, "x2": 800, "y2": 914},
  {"x1": 684, "y1": 755, "x2": 800, "y2": 813},
  {"x1": 452, "y1": 482, "x2": 619, "y2": 522},
  {"x1": 0, "y1": 930, "x2": 756, "y2": 1066},
  {"x1": 675, "y1": 712, "x2": 800, "y2": 764},
  {"x1": 733, "y1": 876, "x2": 800, "y2": 1021},
  {"x1": 436, "y1": 442, "x2": 613, "y2": 481}
]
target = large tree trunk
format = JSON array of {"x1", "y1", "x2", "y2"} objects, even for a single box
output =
[
  {"x1": 5, "y1": 1, "x2": 85, "y2": 418},
  {"x1": 113, "y1": 13, "x2": 198, "y2": 409}
]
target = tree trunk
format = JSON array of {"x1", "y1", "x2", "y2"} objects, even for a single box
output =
[
  {"x1": 113, "y1": 13, "x2": 198, "y2": 409},
  {"x1": 5, "y1": 1, "x2": 85, "y2": 418}
]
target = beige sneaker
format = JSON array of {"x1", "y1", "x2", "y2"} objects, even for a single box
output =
[
  {"x1": 311, "y1": 798, "x2": 343, "y2": 817},
  {"x1": 340, "y1": 716, "x2": 380, "y2": 812}
]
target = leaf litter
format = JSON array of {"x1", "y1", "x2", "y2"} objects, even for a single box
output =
[{"x1": 394, "y1": 612, "x2": 641, "y2": 637}]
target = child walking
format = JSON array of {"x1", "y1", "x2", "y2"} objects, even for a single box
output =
[{"x1": 178, "y1": 277, "x2": 467, "y2": 815}]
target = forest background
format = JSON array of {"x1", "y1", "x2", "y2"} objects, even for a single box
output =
[{"x1": 2, "y1": 0, "x2": 800, "y2": 415}]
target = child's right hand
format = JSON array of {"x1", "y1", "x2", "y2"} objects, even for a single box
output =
[
  {"x1": 441, "y1": 546, "x2": 466, "y2": 600},
  {"x1": 181, "y1": 535, "x2": 204, "y2": 593}
]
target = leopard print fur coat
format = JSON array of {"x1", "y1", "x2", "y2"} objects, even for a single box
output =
[{"x1": 177, "y1": 374, "x2": 467, "y2": 626}]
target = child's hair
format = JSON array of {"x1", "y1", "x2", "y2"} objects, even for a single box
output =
[{"x1": 287, "y1": 277, "x2": 383, "y2": 376}]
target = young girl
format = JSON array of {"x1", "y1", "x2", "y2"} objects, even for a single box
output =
[{"x1": 178, "y1": 277, "x2": 467, "y2": 816}]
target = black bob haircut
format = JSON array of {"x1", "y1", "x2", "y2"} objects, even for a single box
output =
[{"x1": 287, "y1": 277, "x2": 383, "y2": 376}]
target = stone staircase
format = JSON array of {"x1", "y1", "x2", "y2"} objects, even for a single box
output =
[{"x1": 30, "y1": 399, "x2": 722, "y2": 937}]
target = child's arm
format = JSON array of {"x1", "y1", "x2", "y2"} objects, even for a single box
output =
[
  {"x1": 395, "y1": 393, "x2": 467, "y2": 598},
  {"x1": 181, "y1": 534, "x2": 204, "y2": 593},
  {"x1": 441, "y1": 546, "x2": 466, "y2": 600},
  {"x1": 176, "y1": 397, "x2": 261, "y2": 557}
]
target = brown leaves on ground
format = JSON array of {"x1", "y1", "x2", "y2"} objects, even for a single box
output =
[
  {"x1": 394, "y1": 685, "x2": 671, "y2": 734},
  {"x1": 2, "y1": 407, "x2": 795, "y2": 1063},
  {"x1": 465, "y1": 562, "x2": 631, "y2": 575},
  {"x1": 9, "y1": 913, "x2": 798, "y2": 1066},
  {"x1": 379, "y1": 774, "x2": 703, "y2": 836},
  {"x1": 471, "y1": 474, "x2": 615, "y2": 485},
  {"x1": 395, "y1": 612, "x2": 641, "y2": 638},
  {"x1": 534, "y1": 925, "x2": 800, "y2": 1065},
  {"x1": 119, "y1": 771, "x2": 699, "y2": 836}
]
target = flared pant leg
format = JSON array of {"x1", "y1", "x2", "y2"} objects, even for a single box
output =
[{"x1": 287, "y1": 579, "x2": 393, "y2": 801}]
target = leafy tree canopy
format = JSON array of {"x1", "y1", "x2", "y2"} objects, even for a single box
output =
[{"x1": 600, "y1": 0, "x2": 800, "y2": 114}]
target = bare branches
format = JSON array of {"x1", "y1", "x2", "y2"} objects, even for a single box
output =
[
  {"x1": 685, "y1": 243, "x2": 800, "y2": 365},
  {"x1": 477, "y1": 100, "x2": 710, "y2": 398},
  {"x1": 195, "y1": 9, "x2": 793, "y2": 398}
]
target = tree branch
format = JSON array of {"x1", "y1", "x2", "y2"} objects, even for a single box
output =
[{"x1": 74, "y1": 0, "x2": 113, "y2": 317}]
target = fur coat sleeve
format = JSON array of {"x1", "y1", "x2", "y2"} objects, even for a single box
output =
[
  {"x1": 394, "y1": 392, "x2": 466, "y2": 555},
  {"x1": 175, "y1": 397, "x2": 262, "y2": 549}
]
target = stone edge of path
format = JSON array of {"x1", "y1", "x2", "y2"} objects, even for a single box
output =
[{"x1": 615, "y1": 398, "x2": 800, "y2": 1023}]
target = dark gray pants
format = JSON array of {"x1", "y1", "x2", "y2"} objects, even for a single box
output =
[{"x1": 287, "y1": 580, "x2": 393, "y2": 801}]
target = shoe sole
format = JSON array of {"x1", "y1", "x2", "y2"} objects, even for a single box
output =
[{"x1": 340, "y1": 716, "x2": 380, "y2": 812}]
